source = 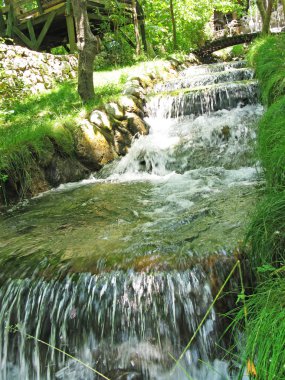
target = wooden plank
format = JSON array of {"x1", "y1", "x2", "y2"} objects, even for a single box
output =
[
  {"x1": 0, "y1": 10, "x2": 6, "y2": 36},
  {"x1": 18, "y1": 4, "x2": 64, "y2": 27},
  {"x1": 13, "y1": 25, "x2": 34, "y2": 49},
  {"x1": 66, "y1": 14, "x2": 76, "y2": 53},
  {"x1": 6, "y1": 4, "x2": 14, "y2": 37},
  {"x1": 27, "y1": 19, "x2": 37, "y2": 47},
  {"x1": 35, "y1": 10, "x2": 56, "y2": 49}
]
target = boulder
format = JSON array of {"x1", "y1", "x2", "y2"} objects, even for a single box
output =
[
  {"x1": 89, "y1": 110, "x2": 112, "y2": 130},
  {"x1": 105, "y1": 102, "x2": 125, "y2": 120},
  {"x1": 126, "y1": 113, "x2": 149, "y2": 136},
  {"x1": 75, "y1": 120, "x2": 117, "y2": 170}
]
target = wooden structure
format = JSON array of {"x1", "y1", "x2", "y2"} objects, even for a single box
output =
[{"x1": 0, "y1": 0, "x2": 135, "y2": 52}]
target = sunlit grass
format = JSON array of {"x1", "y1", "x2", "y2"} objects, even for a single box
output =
[{"x1": 247, "y1": 34, "x2": 285, "y2": 105}]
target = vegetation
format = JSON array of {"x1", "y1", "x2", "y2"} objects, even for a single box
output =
[
  {"x1": 234, "y1": 277, "x2": 285, "y2": 380},
  {"x1": 248, "y1": 34, "x2": 285, "y2": 105},
  {"x1": 231, "y1": 33, "x2": 285, "y2": 379},
  {"x1": 0, "y1": 60, "x2": 165, "y2": 196}
]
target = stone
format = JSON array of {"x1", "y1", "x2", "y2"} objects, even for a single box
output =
[
  {"x1": 123, "y1": 85, "x2": 146, "y2": 100},
  {"x1": 13, "y1": 57, "x2": 27, "y2": 70},
  {"x1": 129, "y1": 74, "x2": 153, "y2": 89},
  {"x1": 126, "y1": 113, "x2": 149, "y2": 136},
  {"x1": 89, "y1": 110, "x2": 112, "y2": 130},
  {"x1": 105, "y1": 102, "x2": 125, "y2": 120},
  {"x1": 75, "y1": 120, "x2": 117, "y2": 170},
  {"x1": 34, "y1": 83, "x2": 46, "y2": 92}
]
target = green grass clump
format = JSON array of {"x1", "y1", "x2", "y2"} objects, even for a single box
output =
[
  {"x1": 246, "y1": 191, "x2": 285, "y2": 271},
  {"x1": 258, "y1": 96, "x2": 285, "y2": 189},
  {"x1": 234, "y1": 277, "x2": 285, "y2": 380},
  {"x1": 247, "y1": 34, "x2": 285, "y2": 105}
]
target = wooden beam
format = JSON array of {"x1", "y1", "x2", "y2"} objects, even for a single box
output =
[
  {"x1": 66, "y1": 14, "x2": 76, "y2": 53},
  {"x1": 0, "y1": 10, "x2": 6, "y2": 36},
  {"x1": 27, "y1": 19, "x2": 37, "y2": 48},
  {"x1": 35, "y1": 10, "x2": 56, "y2": 49},
  {"x1": 6, "y1": 4, "x2": 14, "y2": 37},
  {"x1": 13, "y1": 25, "x2": 34, "y2": 49}
]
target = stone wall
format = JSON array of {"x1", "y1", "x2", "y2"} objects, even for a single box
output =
[{"x1": 0, "y1": 43, "x2": 78, "y2": 93}]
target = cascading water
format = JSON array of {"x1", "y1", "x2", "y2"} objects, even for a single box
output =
[{"x1": 0, "y1": 60, "x2": 262, "y2": 380}]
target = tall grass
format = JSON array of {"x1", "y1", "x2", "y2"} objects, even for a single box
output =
[
  {"x1": 246, "y1": 191, "x2": 285, "y2": 271},
  {"x1": 247, "y1": 34, "x2": 285, "y2": 105},
  {"x1": 234, "y1": 277, "x2": 285, "y2": 380},
  {"x1": 257, "y1": 96, "x2": 285, "y2": 189},
  {"x1": 230, "y1": 34, "x2": 285, "y2": 380}
]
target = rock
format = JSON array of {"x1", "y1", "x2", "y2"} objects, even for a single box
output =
[
  {"x1": 118, "y1": 96, "x2": 144, "y2": 116},
  {"x1": 105, "y1": 102, "x2": 125, "y2": 120},
  {"x1": 89, "y1": 110, "x2": 112, "y2": 130},
  {"x1": 126, "y1": 113, "x2": 149, "y2": 136},
  {"x1": 33, "y1": 83, "x2": 46, "y2": 92},
  {"x1": 123, "y1": 85, "x2": 146, "y2": 100},
  {"x1": 44, "y1": 155, "x2": 90, "y2": 187},
  {"x1": 75, "y1": 120, "x2": 117, "y2": 170},
  {"x1": 129, "y1": 74, "x2": 153, "y2": 89},
  {"x1": 114, "y1": 125, "x2": 133, "y2": 155}
]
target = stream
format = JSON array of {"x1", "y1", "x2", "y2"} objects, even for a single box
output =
[{"x1": 0, "y1": 61, "x2": 263, "y2": 379}]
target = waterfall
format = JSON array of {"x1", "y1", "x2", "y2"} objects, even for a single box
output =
[{"x1": 0, "y1": 59, "x2": 262, "y2": 379}]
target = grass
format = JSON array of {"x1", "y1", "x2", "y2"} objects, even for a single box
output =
[
  {"x1": 0, "y1": 59, "x2": 168, "y2": 199},
  {"x1": 246, "y1": 191, "x2": 285, "y2": 271},
  {"x1": 234, "y1": 277, "x2": 285, "y2": 380},
  {"x1": 247, "y1": 34, "x2": 285, "y2": 105},
  {"x1": 229, "y1": 34, "x2": 285, "y2": 380},
  {"x1": 257, "y1": 96, "x2": 285, "y2": 189}
]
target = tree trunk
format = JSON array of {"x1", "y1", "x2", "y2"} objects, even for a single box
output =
[
  {"x1": 71, "y1": 0, "x2": 100, "y2": 103},
  {"x1": 281, "y1": 0, "x2": 285, "y2": 21},
  {"x1": 170, "y1": 0, "x2": 177, "y2": 50},
  {"x1": 256, "y1": 0, "x2": 276, "y2": 34},
  {"x1": 131, "y1": 0, "x2": 142, "y2": 56},
  {"x1": 136, "y1": 0, "x2": 148, "y2": 53}
]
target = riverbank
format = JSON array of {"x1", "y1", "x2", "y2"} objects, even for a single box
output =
[
  {"x1": 233, "y1": 34, "x2": 285, "y2": 379},
  {"x1": 0, "y1": 43, "x2": 199, "y2": 206}
]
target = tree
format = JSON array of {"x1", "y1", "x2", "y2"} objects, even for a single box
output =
[
  {"x1": 71, "y1": 0, "x2": 100, "y2": 102},
  {"x1": 170, "y1": 0, "x2": 178, "y2": 50},
  {"x1": 256, "y1": 0, "x2": 276, "y2": 33},
  {"x1": 131, "y1": 0, "x2": 142, "y2": 55}
]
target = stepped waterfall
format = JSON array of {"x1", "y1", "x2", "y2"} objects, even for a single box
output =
[{"x1": 0, "y1": 61, "x2": 263, "y2": 379}]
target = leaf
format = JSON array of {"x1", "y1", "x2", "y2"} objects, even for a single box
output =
[{"x1": 247, "y1": 359, "x2": 257, "y2": 377}]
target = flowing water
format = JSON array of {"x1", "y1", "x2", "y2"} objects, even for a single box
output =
[{"x1": 0, "y1": 61, "x2": 263, "y2": 379}]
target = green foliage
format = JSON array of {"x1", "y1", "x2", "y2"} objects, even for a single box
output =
[
  {"x1": 234, "y1": 278, "x2": 285, "y2": 379},
  {"x1": 139, "y1": 0, "x2": 244, "y2": 54},
  {"x1": 245, "y1": 35, "x2": 285, "y2": 271},
  {"x1": 247, "y1": 34, "x2": 285, "y2": 105},
  {"x1": 258, "y1": 96, "x2": 285, "y2": 189},
  {"x1": 246, "y1": 191, "x2": 285, "y2": 270}
]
